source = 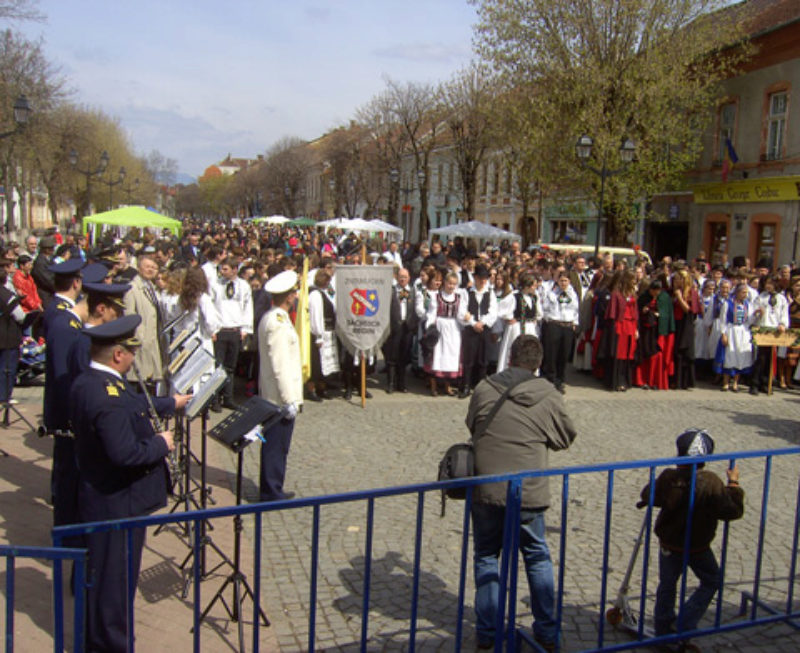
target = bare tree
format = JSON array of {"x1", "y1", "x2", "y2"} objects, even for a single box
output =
[
  {"x1": 0, "y1": 0, "x2": 44, "y2": 23},
  {"x1": 384, "y1": 78, "x2": 443, "y2": 240},
  {"x1": 438, "y1": 63, "x2": 497, "y2": 222},
  {"x1": 261, "y1": 136, "x2": 312, "y2": 218}
]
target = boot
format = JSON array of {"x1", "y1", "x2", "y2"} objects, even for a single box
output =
[
  {"x1": 429, "y1": 377, "x2": 438, "y2": 397},
  {"x1": 396, "y1": 366, "x2": 408, "y2": 393},
  {"x1": 386, "y1": 366, "x2": 396, "y2": 394},
  {"x1": 343, "y1": 375, "x2": 353, "y2": 400}
]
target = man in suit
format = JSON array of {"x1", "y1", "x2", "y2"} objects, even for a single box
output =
[
  {"x1": 69, "y1": 315, "x2": 189, "y2": 652},
  {"x1": 568, "y1": 255, "x2": 593, "y2": 302},
  {"x1": 123, "y1": 253, "x2": 163, "y2": 389},
  {"x1": 459, "y1": 264, "x2": 498, "y2": 398},
  {"x1": 180, "y1": 229, "x2": 204, "y2": 264},
  {"x1": 32, "y1": 235, "x2": 57, "y2": 308},
  {"x1": 383, "y1": 267, "x2": 416, "y2": 393}
]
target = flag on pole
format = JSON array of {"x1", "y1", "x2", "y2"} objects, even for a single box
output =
[
  {"x1": 721, "y1": 137, "x2": 739, "y2": 183},
  {"x1": 295, "y1": 256, "x2": 312, "y2": 382}
]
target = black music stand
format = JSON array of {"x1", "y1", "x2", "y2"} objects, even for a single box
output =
[{"x1": 196, "y1": 396, "x2": 282, "y2": 652}]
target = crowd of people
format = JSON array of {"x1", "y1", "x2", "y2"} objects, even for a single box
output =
[{"x1": 3, "y1": 221, "x2": 798, "y2": 410}]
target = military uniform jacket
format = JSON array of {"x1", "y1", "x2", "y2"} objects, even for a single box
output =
[
  {"x1": 258, "y1": 307, "x2": 303, "y2": 407},
  {"x1": 43, "y1": 307, "x2": 83, "y2": 431},
  {"x1": 70, "y1": 365, "x2": 170, "y2": 521}
]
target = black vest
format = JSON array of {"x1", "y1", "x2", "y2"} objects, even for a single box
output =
[
  {"x1": 513, "y1": 292, "x2": 538, "y2": 321},
  {"x1": 311, "y1": 287, "x2": 335, "y2": 331},
  {"x1": 467, "y1": 288, "x2": 491, "y2": 320}
]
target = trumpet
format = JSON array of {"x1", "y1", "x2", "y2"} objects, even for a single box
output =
[{"x1": 131, "y1": 359, "x2": 183, "y2": 493}]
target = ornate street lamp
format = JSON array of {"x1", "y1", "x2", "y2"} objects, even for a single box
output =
[
  {"x1": 69, "y1": 149, "x2": 110, "y2": 217},
  {"x1": 575, "y1": 134, "x2": 637, "y2": 258},
  {"x1": 101, "y1": 166, "x2": 126, "y2": 209},
  {"x1": 0, "y1": 95, "x2": 32, "y2": 140}
]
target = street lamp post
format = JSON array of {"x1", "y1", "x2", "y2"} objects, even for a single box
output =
[
  {"x1": 123, "y1": 177, "x2": 140, "y2": 204},
  {"x1": 0, "y1": 95, "x2": 32, "y2": 233},
  {"x1": 69, "y1": 149, "x2": 110, "y2": 218},
  {"x1": 575, "y1": 135, "x2": 636, "y2": 259},
  {"x1": 101, "y1": 166, "x2": 126, "y2": 209}
]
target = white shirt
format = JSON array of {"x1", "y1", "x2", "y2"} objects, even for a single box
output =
[
  {"x1": 383, "y1": 250, "x2": 403, "y2": 266},
  {"x1": 464, "y1": 284, "x2": 498, "y2": 329},
  {"x1": 211, "y1": 276, "x2": 253, "y2": 333},
  {"x1": 542, "y1": 286, "x2": 580, "y2": 325},
  {"x1": 754, "y1": 292, "x2": 789, "y2": 329},
  {"x1": 201, "y1": 260, "x2": 219, "y2": 289},
  {"x1": 90, "y1": 360, "x2": 122, "y2": 380}
]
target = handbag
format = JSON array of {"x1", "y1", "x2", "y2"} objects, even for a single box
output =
[
  {"x1": 437, "y1": 373, "x2": 532, "y2": 516},
  {"x1": 420, "y1": 323, "x2": 440, "y2": 357}
]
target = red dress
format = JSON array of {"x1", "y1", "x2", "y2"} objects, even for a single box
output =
[{"x1": 614, "y1": 295, "x2": 638, "y2": 360}]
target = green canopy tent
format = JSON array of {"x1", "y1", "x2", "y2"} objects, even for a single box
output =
[
  {"x1": 82, "y1": 206, "x2": 182, "y2": 241},
  {"x1": 287, "y1": 217, "x2": 317, "y2": 227}
]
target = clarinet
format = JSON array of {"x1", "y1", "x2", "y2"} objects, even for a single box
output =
[{"x1": 131, "y1": 359, "x2": 183, "y2": 492}]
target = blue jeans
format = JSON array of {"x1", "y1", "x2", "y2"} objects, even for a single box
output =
[
  {"x1": 471, "y1": 503, "x2": 557, "y2": 645},
  {"x1": 654, "y1": 546, "x2": 719, "y2": 636}
]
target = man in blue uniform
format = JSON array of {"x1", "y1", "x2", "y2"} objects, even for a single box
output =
[
  {"x1": 70, "y1": 315, "x2": 190, "y2": 653},
  {"x1": 41, "y1": 259, "x2": 85, "y2": 536}
]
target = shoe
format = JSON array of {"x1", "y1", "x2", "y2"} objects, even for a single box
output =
[
  {"x1": 344, "y1": 388, "x2": 353, "y2": 400},
  {"x1": 721, "y1": 384, "x2": 729, "y2": 392},
  {"x1": 640, "y1": 384, "x2": 650, "y2": 390},
  {"x1": 386, "y1": 385, "x2": 394, "y2": 394},
  {"x1": 458, "y1": 387, "x2": 471, "y2": 399},
  {"x1": 749, "y1": 386, "x2": 758, "y2": 395},
  {"x1": 364, "y1": 390, "x2": 373, "y2": 399},
  {"x1": 429, "y1": 378, "x2": 438, "y2": 397},
  {"x1": 556, "y1": 384, "x2": 566, "y2": 395},
  {"x1": 731, "y1": 383, "x2": 739, "y2": 393},
  {"x1": 306, "y1": 390, "x2": 323, "y2": 402},
  {"x1": 398, "y1": 386, "x2": 408, "y2": 393},
  {"x1": 222, "y1": 400, "x2": 239, "y2": 410},
  {"x1": 281, "y1": 491, "x2": 296, "y2": 500}
]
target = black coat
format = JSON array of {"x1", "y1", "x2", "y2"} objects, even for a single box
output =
[{"x1": 31, "y1": 253, "x2": 54, "y2": 308}]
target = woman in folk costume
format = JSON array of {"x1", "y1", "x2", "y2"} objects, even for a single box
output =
[
  {"x1": 307, "y1": 269, "x2": 339, "y2": 401},
  {"x1": 708, "y1": 278, "x2": 732, "y2": 383},
  {"x1": 415, "y1": 265, "x2": 442, "y2": 370},
  {"x1": 592, "y1": 271, "x2": 618, "y2": 382},
  {"x1": 573, "y1": 271, "x2": 597, "y2": 372},
  {"x1": 488, "y1": 270, "x2": 514, "y2": 374},
  {"x1": 749, "y1": 274, "x2": 790, "y2": 395},
  {"x1": 496, "y1": 272, "x2": 542, "y2": 373},
  {"x1": 720, "y1": 283, "x2": 756, "y2": 392},
  {"x1": 424, "y1": 270, "x2": 467, "y2": 396},
  {"x1": 634, "y1": 279, "x2": 661, "y2": 389},
  {"x1": 671, "y1": 269, "x2": 702, "y2": 389},
  {"x1": 694, "y1": 278, "x2": 717, "y2": 374},
  {"x1": 604, "y1": 270, "x2": 639, "y2": 391}
]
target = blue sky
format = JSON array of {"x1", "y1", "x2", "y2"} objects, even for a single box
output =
[{"x1": 19, "y1": 1, "x2": 477, "y2": 180}]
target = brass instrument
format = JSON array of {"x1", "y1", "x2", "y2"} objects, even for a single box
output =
[{"x1": 131, "y1": 359, "x2": 183, "y2": 493}]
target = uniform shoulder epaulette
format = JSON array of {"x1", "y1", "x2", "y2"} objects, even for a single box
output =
[
  {"x1": 105, "y1": 380, "x2": 120, "y2": 397},
  {"x1": 275, "y1": 312, "x2": 287, "y2": 323},
  {"x1": 69, "y1": 319, "x2": 82, "y2": 330},
  {"x1": 57, "y1": 301, "x2": 69, "y2": 310}
]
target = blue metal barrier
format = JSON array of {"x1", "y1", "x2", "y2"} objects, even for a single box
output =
[
  {"x1": 50, "y1": 446, "x2": 800, "y2": 652},
  {"x1": 0, "y1": 545, "x2": 87, "y2": 653}
]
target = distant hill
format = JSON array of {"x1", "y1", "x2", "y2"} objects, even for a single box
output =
[{"x1": 175, "y1": 172, "x2": 196, "y2": 185}]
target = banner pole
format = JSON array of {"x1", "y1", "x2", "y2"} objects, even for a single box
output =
[{"x1": 361, "y1": 352, "x2": 366, "y2": 409}]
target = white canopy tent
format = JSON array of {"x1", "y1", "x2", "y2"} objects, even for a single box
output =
[
  {"x1": 368, "y1": 219, "x2": 403, "y2": 236},
  {"x1": 429, "y1": 220, "x2": 522, "y2": 242},
  {"x1": 318, "y1": 217, "x2": 349, "y2": 230},
  {"x1": 254, "y1": 214, "x2": 290, "y2": 225}
]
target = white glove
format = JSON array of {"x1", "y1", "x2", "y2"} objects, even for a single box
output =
[{"x1": 283, "y1": 402, "x2": 298, "y2": 420}]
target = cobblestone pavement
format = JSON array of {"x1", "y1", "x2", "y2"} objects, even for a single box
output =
[
  {"x1": 228, "y1": 370, "x2": 800, "y2": 652},
  {"x1": 2, "y1": 371, "x2": 799, "y2": 652}
]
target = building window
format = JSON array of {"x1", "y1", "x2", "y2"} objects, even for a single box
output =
[
  {"x1": 754, "y1": 222, "x2": 776, "y2": 261},
  {"x1": 550, "y1": 220, "x2": 588, "y2": 244},
  {"x1": 766, "y1": 92, "x2": 787, "y2": 160},
  {"x1": 717, "y1": 103, "x2": 736, "y2": 162},
  {"x1": 492, "y1": 161, "x2": 500, "y2": 196},
  {"x1": 437, "y1": 163, "x2": 444, "y2": 193},
  {"x1": 706, "y1": 220, "x2": 728, "y2": 265},
  {"x1": 448, "y1": 163, "x2": 454, "y2": 191},
  {"x1": 505, "y1": 162, "x2": 512, "y2": 194}
]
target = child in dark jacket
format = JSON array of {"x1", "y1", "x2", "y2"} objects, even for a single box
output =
[{"x1": 638, "y1": 429, "x2": 744, "y2": 640}]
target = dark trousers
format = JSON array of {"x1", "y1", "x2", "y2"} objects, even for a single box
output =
[
  {"x1": 85, "y1": 526, "x2": 146, "y2": 653},
  {"x1": 0, "y1": 346, "x2": 19, "y2": 402},
  {"x1": 259, "y1": 417, "x2": 295, "y2": 501},
  {"x1": 214, "y1": 329, "x2": 241, "y2": 402},
  {"x1": 383, "y1": 324, "x2": 413, "y2": 390},
  {"x1": 541, "y1": 321, "x2": 574, "y2": 388},
  {"x1": 52, "y1": 436, "x2": 82, "y2": 548},
  {"x1": 751, "y1": 346, "x2": 773, "y2": 390},
  {"x1": 461, "y1": 328, "x2": 490, "y2": 391}
]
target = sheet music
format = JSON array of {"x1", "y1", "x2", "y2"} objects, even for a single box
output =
[
  {"x1": 167, "y1": 336, "x2": 201, "y2": 376},
  {"x1": 185, "y1": 366, "x2": 228, "y2": 419},
  {"x1": 170, "y1": 347, "x2": 215, "y2": 394}
]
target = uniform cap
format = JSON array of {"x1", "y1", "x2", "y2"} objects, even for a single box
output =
[
  {"x1": 83, "y1": 314, "x2": 141, "y2": 347},
  {"x1": 82, "y1": 262, "x2": 110, "y2": 284},
  {"x1": 263, "y1": 270, "x2": 298, "y2": 294},
  {"x1": 83, "y1": 281, "x2": 131, "y2": 310},
  {"x1": 48, "y1": 259, "x2": 85, "y2": 277},
  {"x1": 676, "y1": 428, "x2": 715, "y2": 458}
]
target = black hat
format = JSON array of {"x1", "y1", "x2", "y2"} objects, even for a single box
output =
[
  {"x1": 48, "y1": 259, "x2": 85, "y2": 277},
  {"x1": 82, "y1": 262, "x2": 110, "y2": 284},
  {"x1": 83, "y1": 281, "x2": 130, "y2": 310},
  {"x1": 83, "y1": 314, "x2": 141, "y2": 347},
  {"x1": 473, "y1": 264, "x2": 490, "y2": 279},
  {"x1": 676, "y1": 428, "x2": 714, "y2": 458},
  {"x1": 755, "y1": 258, "x2": 773, "y2": 271},
  {"x1": 732, "y1": 255, "x2": 746, "y2": 269},
  {"x1": 39, "y1": 235, "x2": 56, "y2": 249}
]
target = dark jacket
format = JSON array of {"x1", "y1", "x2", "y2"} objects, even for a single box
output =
[
  {"x1": 31, "y1": 252, "x2": 55, "y2": 308},
  {"x1": 639, "y1": 467, "x2": 744, "y2": 553},
  {"x1": 466, "y1": 367, "x2": 577, "y2": 509}
]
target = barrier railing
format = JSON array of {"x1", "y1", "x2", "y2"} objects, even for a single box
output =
[
  {"x1": 50, "y1": 446, "x2": 800, "y2": 652},
  {"x1": 0, "y1": 545, "x2": 87, "y2": 653}
]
